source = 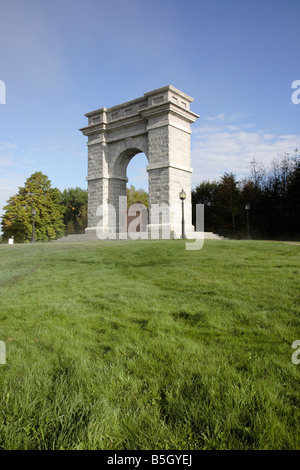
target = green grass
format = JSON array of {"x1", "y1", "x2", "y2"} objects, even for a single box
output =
[{"x1": 0, "y1": 239, "x2": 299, "y2": 450}]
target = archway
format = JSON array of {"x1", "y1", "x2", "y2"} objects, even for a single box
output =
[{"x1": 80, "y1": 85, "x2": 199, "y2": 238}]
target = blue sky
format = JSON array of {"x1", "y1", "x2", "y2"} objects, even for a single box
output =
[{"x1": 1, "y1": 0, "x2": 300, "y2": 223}]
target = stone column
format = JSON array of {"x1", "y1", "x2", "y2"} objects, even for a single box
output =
[
  {"x1": 80, "y1": 108, "x2": 110, "y2": 235},
  {"x1": 142, "y1": 87, "x2": 198, "y2": 238}
]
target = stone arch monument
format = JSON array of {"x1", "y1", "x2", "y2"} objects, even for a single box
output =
[{"x1": 79, "y1": 85, "x2": 199, "y2": 238}]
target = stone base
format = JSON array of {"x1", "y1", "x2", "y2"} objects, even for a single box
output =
[
  {"x1": 54, "y1": 227, "x2": 228, "y2": 242},
  {"x1": 146, "y1": 223, "x2": 195, "y2": 239},
  {"x1": 85, "y1": 224, "x2": 196, "y2": 240}
]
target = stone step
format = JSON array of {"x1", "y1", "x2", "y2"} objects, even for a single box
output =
[
  {"x1": 54, "y1": 232, "x2": 228, "y2": 242},
  {"x1": 195, "y1": 232, "x2": 229, "y2": 240}
]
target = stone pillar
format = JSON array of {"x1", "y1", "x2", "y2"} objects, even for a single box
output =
[
  {"x1": 142, "y1": 87, "x2": 197, "y2": 238},
  {"x1": 82, "y1": 108, "x2": 110, "y2": 235},
  {"x1": 108, "y1": 176, "x2": 127, "y2": 233}
]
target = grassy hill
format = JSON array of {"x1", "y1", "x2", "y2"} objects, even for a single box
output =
[{"x1": 0, "y1": 239, "x2": 299, "y2": 450}]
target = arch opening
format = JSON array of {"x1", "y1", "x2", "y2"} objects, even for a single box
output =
[
  {"x1": 126, "y1": 152, "x2": 148, "y2": 199},
  {"x1": 126, "y1": 151, "x2": 149, "y2": 233}
]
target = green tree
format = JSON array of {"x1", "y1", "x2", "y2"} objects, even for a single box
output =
[
  {"x1": 213, "y1": 173, "x2": 241, "y2": 239},
  {"x1": 59, "y1": 187, "x2": 87, "y2": 235},
  {"x1": 127, "y1": 185, "x2": 149, "y2": 209},
  {"x1": 192, "y1": 180, "x2": 218, "y2": 231},
  {"x1": 1, "y1": 172, "x2": 65, "y2": 243},
  {"x1": 240, "y1": 152, "x2": 300, "y2": 239}
]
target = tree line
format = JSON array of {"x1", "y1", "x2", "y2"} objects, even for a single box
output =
[
  {"x1": 0, "y1": 172, "x2": 88, "y2": 243},
  {"x1": 0, "y1": 175, "x2": 149, "y2": 243},
  {"x1": 192, "y1": 151, "x2": 300, "y2": 240},
  {"x1": 1, "y1": 151, "x2": 299, "y2": 242}
]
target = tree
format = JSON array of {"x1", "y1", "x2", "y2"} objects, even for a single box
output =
[
  {"x1": 127, "y1": 185, "x2": 149, "y2": 209},
  {"x1": 240, "y1": 152, "x2": 300, "y2": 239},
  {"x1": 192, "y1": 180, "x2": 218, "y2": 231},
  {"x1": 192, "y1": 174, "x2": 243, "y2": 238},
  {"x1": 59, "y1": 187, "x2": 87, "y2": 235},
  {"x1": 213, "y1": 173, "x2": 241, "y2": 239},
  {"x1": 1, "y1": 172, "x2": 65, "y2": 242}
]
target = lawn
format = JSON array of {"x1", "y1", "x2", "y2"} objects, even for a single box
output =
[{"x1": 0, "y1": 239, "x2": 299, "y2": 450}]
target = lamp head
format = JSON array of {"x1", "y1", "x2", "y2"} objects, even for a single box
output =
[{"x1": 179, "y1": 189, "x2": 186, "y2": 201}]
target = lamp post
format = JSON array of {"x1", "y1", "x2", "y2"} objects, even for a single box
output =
[
  {"x1": 31, "y1": 208, "x2": 36, "y2": 243},
  {"x1": 245, "y1": 203, "x2": 251, "y2": 240},
  {"x1": 179, "y1": 189, "x2": 186, "y2": 239}
]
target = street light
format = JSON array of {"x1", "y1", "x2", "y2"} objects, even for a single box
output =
[
  {"x1": 179, "y1": 189, "x2": 186, "y2": 239},
  {"x1": 31, "y1": 208, "x2": 36, "y2": 243},
  {"x1": 245, "y1": 203, "x2": 251, "y2": 240}
]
